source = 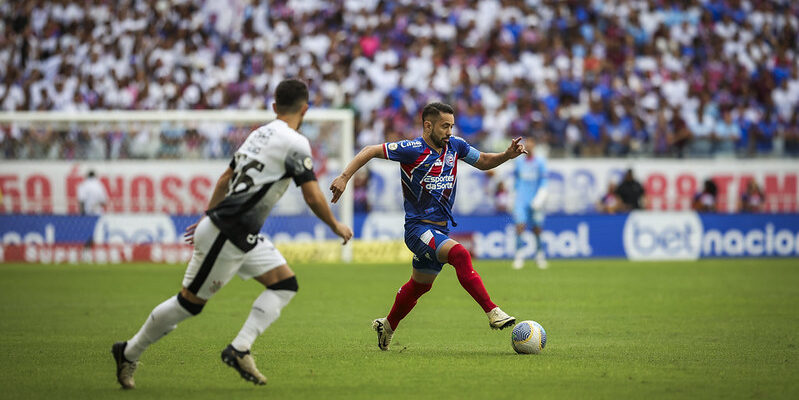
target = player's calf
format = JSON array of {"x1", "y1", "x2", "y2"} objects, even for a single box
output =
[{"x1": 448, "y1": 244, "x2": 497, "y2": 313}]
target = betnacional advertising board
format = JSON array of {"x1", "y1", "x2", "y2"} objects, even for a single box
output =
[{"x1": 1, "y1": 212, "x2": 797, "y2": 263}]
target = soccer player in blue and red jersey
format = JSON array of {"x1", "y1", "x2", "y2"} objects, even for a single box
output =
[{"x1": 330, "y1": 102, "x2": 527, "y2": 350}]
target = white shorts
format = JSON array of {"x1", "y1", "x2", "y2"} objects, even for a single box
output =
[{"x1": 182, "y1": 217, "x2": 287, "y2": 300}]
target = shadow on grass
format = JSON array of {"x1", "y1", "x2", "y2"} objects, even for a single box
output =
[
  {"x1": 386, "y1": 345, "x2": 515, "y2": 357},
  {"x1": 93, "y1": 384, "x2": 269, "y2": 398}
]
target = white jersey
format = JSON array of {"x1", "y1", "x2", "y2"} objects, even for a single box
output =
[
  {"x1": 207, "y1": 119, "x2": 316, "y2": 251},
  {"x1": 77, "y1": 177, "x2": 108, "y2": 215}
]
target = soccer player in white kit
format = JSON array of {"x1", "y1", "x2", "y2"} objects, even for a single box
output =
[{"x1": 112, "y1": 79, "x2": 352, "y2": 389}]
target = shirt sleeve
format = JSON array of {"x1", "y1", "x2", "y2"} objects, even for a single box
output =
[
  {"x1": 383, "y1": 140, "x2": 423, "y2": 163},
  {"x1": 538, "y1": 159, "x2": 549, "y2": 188},
  {"x1": 451, "y1": 136, "x2": 480, "y2": 165},
  {"x1": 285, "y1": 139, "x2": 317, "y2": 186}
]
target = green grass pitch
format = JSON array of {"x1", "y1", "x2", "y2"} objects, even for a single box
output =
[{"x1": 1, "y1": 258, "x2": 798, "y2": 399}]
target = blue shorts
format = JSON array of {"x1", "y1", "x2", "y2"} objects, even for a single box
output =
[
  {"x1": 513, "y1": 201, "x2": 545, "y2": 228},
  {"x1": 404, "y1": 220, "x2": 454, "y2": 275}
]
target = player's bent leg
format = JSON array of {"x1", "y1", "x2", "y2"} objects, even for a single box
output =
[
  {"x1": 124, "y1": 291, "x2": 203, "y2": 362},
  {"x1": 377, "y1": 271, "x2": 435, "y2": 351},
  {"x1": 445, "y1": 243, "x2": 496, "y2": 313},
  {"x1": 445, "y1": 243, "x2": 516, "y2": 330},
  {"x1": 232, "y1": 266, "x2": 298, "y2": 352},
  {"x1": 387, "y1": 272, "x2": 435, "y2": 331},
  {"x1": 113, "y1": 290, "x2": 203, "y2": 389},
  {"x1": 223, "y1": 265, "x2": 297, "y2": 385}
]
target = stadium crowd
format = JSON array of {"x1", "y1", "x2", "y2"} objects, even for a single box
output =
[{"x1": 1, "y1": 0, "x2": 799, "y2": 160}]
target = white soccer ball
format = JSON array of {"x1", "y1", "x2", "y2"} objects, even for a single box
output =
[{"x1": 511, "y1": 320, "x2": 547, "y2": 354}]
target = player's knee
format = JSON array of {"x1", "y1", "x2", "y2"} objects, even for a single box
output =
[
  {"x1": 176, "y1": 292, "x2": 205, "y2": 315},
  {"x1": 267, "y1": 275, "x2": 299, "y2": 292},
  {"x1": 448, "y1": 244, "x2": 472, "y2": 266},
  {"x1": 415, "y1": 281, "x2": 433, "y2": 296}
]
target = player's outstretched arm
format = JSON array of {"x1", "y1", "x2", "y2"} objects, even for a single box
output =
[
  {"x1": 301, "y1": 180, "x2": 353, "y2": 244},
  {"x1": 330, "y1": 144, "x2": 384, "y2": 203},
  {"x1": 472, "y1": 137, "x2": 527, "y2": 170}
]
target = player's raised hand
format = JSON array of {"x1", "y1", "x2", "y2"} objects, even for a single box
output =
[
  {"x1": 329, "y1": 175, "x2": 349, "y2": 203},
  {"x1": 506, "y1": 137, "x2": 528, "y2": 158},
  {"x1": 333, "y1": 221, "x2": 353, "y2": 245}
]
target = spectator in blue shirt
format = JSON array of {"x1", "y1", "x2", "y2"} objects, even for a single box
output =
[
  {"x1": 558, "y1": 71, "x2": 582, "y2": 103},
  {"x1": 713, "y1": 109, "x2": 740, "y2": 156},
  {"x1": 605, "y1": 109, "x2": 632, "y2": 156},
  {"x1": 456, "y1": 102, "x2": 485, "y2": 144},
  {"x1": 545, "y1": 105, "x2": 569, "y2": 150},
  {"x1": 582, "y1": 101, "x2": 607, "y2": 155},
  {"x1": 754, "y1": 110, "x2": 777, "y2": 154}
]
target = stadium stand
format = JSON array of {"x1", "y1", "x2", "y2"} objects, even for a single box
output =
[{"x1": 1, "y1": 0, "x2": 798, "y2": 159}]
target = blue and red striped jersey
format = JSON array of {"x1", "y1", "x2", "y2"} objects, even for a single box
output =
[{"x1": 382, "y1": 136, "x2": 480, "y2": 226}]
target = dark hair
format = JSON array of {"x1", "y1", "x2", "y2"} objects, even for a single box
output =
[
  {"x1": 87, "y1": 170, "x2": 96, "y2": 178},
  {"x1": 274, "y1": 78, "x2": 309, "y2": 114},
  {"x1": 421, "y1": 102, "x2": 454, "y2": 123},
  {"x1": 704, "y1": 179, "x2": 717, "y2": 196}
]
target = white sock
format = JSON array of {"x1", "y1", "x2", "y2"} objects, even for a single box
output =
[
  {"x1": 533, "y1": 234, "x2": 543, "y2": 258},
  {"x1": 231, "y1": 290, "x2": 296, "y2": 352},
  {"x1": 124, "y1": 296, "x2": 193, "y2": 361}
]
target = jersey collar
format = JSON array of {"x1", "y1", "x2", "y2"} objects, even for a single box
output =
[{"x1": 420, "y1": 136, "x2": 447, "y2": 155}]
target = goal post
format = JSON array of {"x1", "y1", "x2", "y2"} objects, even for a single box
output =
[{"x1": 0, "y1": 109, "x2": 354, "y2": 262}]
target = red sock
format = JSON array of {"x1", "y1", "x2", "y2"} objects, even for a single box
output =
[
  {"x1": 448, "y1": 244, "x2": 497, "y2": 313},
  {"x1": 386, "y1": 279, "x2": 432, "y2": 331}
]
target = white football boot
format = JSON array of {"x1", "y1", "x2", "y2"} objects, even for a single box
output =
[
  {"x1": 512, "y1": 250, "x2": 524, "y2": 270},
  {"x1": 221, "y1": 345, "x2": 267, "y2": 385},
  {"x1": 536, "y1": 251, "x2": 548, "y2": 269},
  {"x1": 486, "y1": 307, "x2": 516, "y2": 330},
  {"x1": 372, "y1": 317, "x2": 394, "y2": 351}
]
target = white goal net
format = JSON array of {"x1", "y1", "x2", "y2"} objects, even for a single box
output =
[{"x1": 0, "y1": 109, "x2": 354, "y2": 261}]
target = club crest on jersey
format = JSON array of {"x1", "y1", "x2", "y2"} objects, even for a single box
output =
[
  {"x1": 445, "y1": 154, "x2": 455, "y2": 166},
  {"x1": 388, "y1": 143, "x2": 399, "y2": 150}
]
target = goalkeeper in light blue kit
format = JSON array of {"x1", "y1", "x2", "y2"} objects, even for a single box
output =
[{"x1": 512, "y1": 136, "x2": 548, "y2": 269}]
